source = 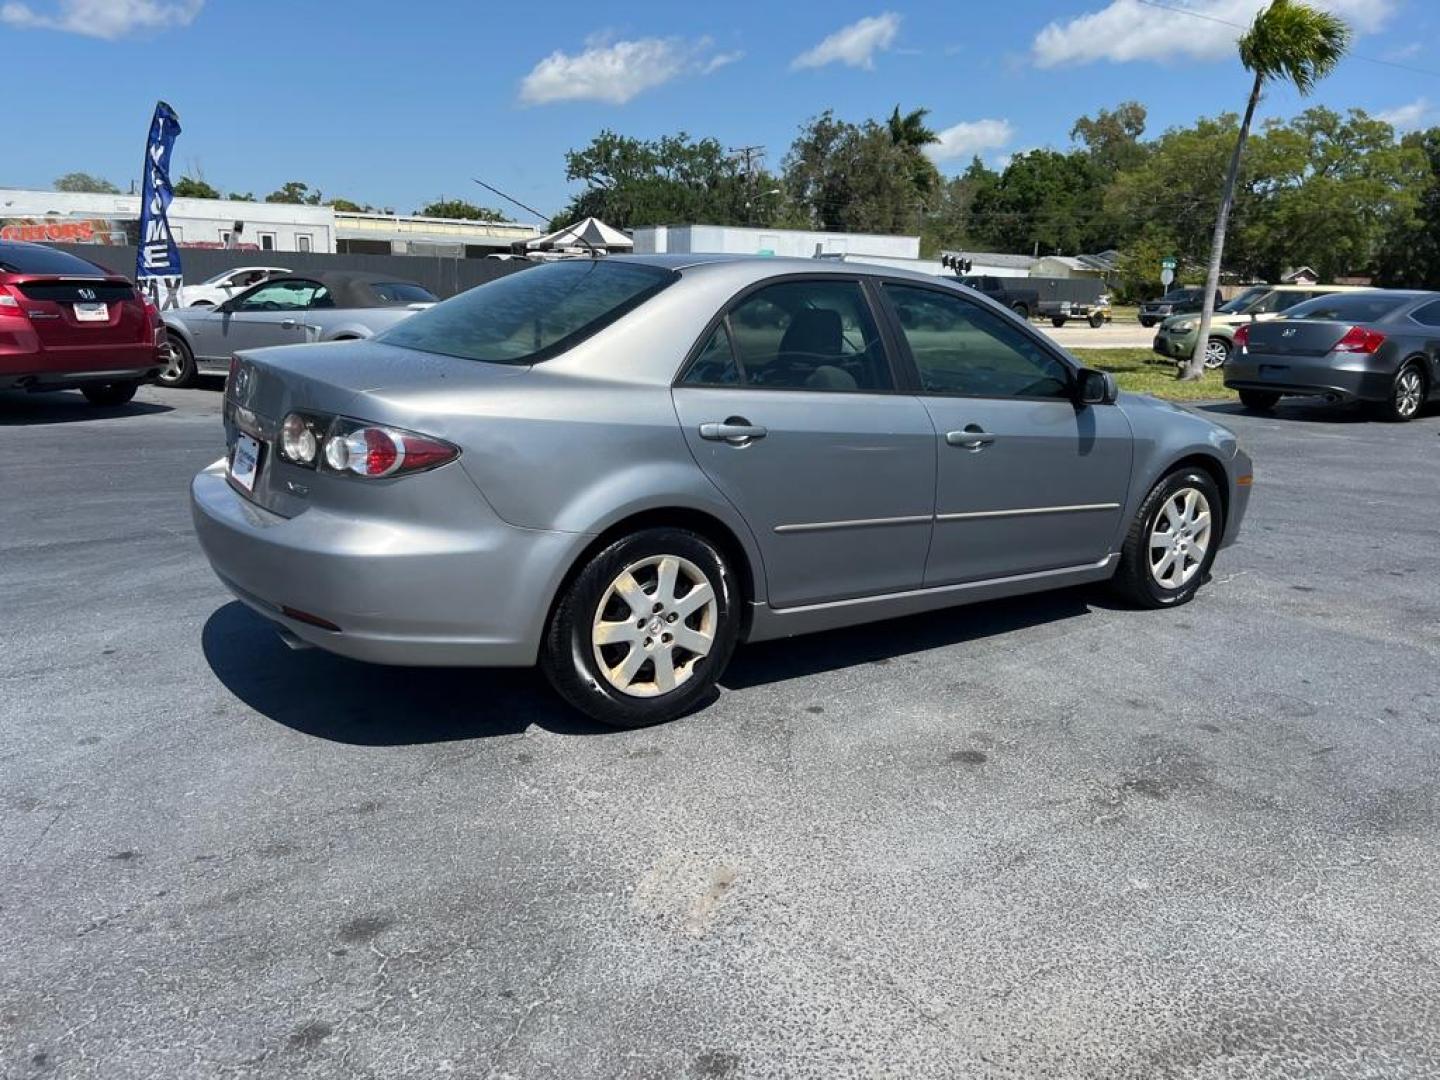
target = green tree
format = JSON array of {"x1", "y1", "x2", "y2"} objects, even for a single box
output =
[
  {"x1": 966, "y1": 149, "x2": 1107, "y2": 255},
  {"x1": 887, "y1": 105, "x2": 943, "y2": 199},
  {"x1": 327, "y1": 197, "x2": 370, "y2": 213},
  {"x1": 227, "y1": 192, "x2": 257, "y2": 202},
  {"x1": 784, "y1": 111, "x2": 932, "y2": 234},
  {"x1": 557, "y1": 130, "x2": 774, "y2": 230},
  {"x1": 54, "y1": 172, "x2": 120, "y2": 194},
  {"x1": 265, "y1": 181, "x2": 322, "y2": 205},
  {"x1": 1071, "y1": 102, "x2": 1150, "y2": 176},
  {"x1": 1183, "y1": 0, "x2": 1350, "y2": 380},
  {"x1": 173, "y1": 176, "x2": 221, "y2": 199},
  {"x1": 1376, "y1": 127, "x2": 1440, "y2": 288},
  {"x1": 920, "y1": 157, "x2": 999, "y2": 257},
  {"x1": 417, "y1": 199, "x2": 504, "y2": 220}
]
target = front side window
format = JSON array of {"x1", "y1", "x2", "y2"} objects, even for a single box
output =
[
  {"x1": 379, "y1": 259, "x2": 676, "y2": 365},
  {"x1": 370, "y1": 281, "x2": 438, "y2": 304},
  {"x1": 236, "y1": 280, "x2": 323, "y2": 311},
  {"x1": 885, "y1": 283, "x2": 1071, "y2": 400},
  {"x1": 1219, "y1": 287, "x2": 1268, "y2": 314},
  {"x1": 720, "y1": 278, "x2": 891, "y2": 391}
]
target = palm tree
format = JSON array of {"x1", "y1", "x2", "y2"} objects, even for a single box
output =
[
  {"x1": 1180, "y1": 0, "x2": 1349, "y2": 380},
  {"x1": 887, "y1": 105, "x2": 943, "y2": 200}
]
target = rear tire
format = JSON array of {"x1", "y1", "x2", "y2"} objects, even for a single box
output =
[
  {"x1": 81, "y1": 381, "x2": 138, "y2": 406},
  {"x1": 1011, "y1": 303, "x2": 1031, "y2": 320},
  {"x1": 1378, "y1": 362, "x2": 1426, "y2": 422},
  {"x1": 1051, "y1": 316, "x2": 1067, "y2": 328},
  {"x1": 1140, "y1": 317, "x2": 1155, "y2": 328},
  {"x1": 157, "y1": 337, "x2": 196, "y2": 388},
  {"x1": 1111, "y1": 468, "x2": 1223, "y2": 609},
  {"x1": 1088, "y1": 312, "x2": 1106, "y2": 328},
  {"x1": 1238, "y1": 389, "x2": 1279, "y2": 412},
  {"x1": 541, "y1": 527, "x2": 740, "y2": 728}
]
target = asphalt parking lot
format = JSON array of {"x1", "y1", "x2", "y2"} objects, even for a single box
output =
[{"x1": 3, "y1": 381, "x2": 1438, "y2": 1079}]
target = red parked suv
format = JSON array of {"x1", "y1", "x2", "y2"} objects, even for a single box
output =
[{"x1": 0, "y1": 240, "x2": 164, "y2": 405}]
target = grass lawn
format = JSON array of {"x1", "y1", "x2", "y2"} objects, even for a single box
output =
[
  {"x1": 1082, "y1": 348, "x2": 1236, "y2": 402},
  {"x1": 1109, "y1": 304, "x2": 1140, "y2": 323}
]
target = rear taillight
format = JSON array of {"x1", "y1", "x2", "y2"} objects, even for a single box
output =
[
  {"x1": 278, "y1": 411, "x2": 459, "y2": 479},
  {"x1": 1234, "y1": 324, "x2": 1250, "y2": 350},
  {"x1": 1333, "y1": 325, "x2": 1386, "y2": 354},
  {"x1": 0, "y1": 285, "x2": 28, "y2": 319}
]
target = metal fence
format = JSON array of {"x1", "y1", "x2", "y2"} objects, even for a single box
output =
[{"x1": 47, "y1": 244, "x2": 530, "y2": 299}]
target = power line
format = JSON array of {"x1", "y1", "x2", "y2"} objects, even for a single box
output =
[{"x1": 1134, "y1": 0, "x2": 1440, "y2": 79}]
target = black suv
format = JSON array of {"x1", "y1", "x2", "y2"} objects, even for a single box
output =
[{"x1": 1139, "y1": 287, "x2": 1220, "y2": 328}]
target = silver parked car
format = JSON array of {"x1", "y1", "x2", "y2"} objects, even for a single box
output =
[
  {"x1": 192, "y1": 256, "x2": 1253, "y2": 727},
  {"x1": 159, "y1": 271, "x2": 436, "y2": 387}
]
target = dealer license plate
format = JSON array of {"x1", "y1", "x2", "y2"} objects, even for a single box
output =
[
  {"x1": 74, "y1": 302, "x2": 108, "y2": 322},
  {"x1": 230, "y1": 433, "x2": 261, "y2": 493}
]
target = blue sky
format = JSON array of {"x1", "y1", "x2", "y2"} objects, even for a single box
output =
[{"x1": 1, "y1": 0, "x2": 1435, "y2": 221}]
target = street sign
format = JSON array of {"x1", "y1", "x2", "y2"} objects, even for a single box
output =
[
  {"x1": 1160, "y1": 267, "x2": 1175, "y2": 287},
  {"x1": 1161, "y1": 256, "x2": 1177, "y2": 269}
]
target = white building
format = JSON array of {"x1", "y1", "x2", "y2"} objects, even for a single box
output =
[
  {"x1": 0, "y1": 188, "x2": 539, "y2": 257},
  {"x1": 940, "y1": 251, "x2": 1038, "y2": 279},
  {"x1": 632, "y1": 224, "x2": 920, "y2": 261}
]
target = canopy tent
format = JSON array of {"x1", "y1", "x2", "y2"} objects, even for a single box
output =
[{"x1": 527, "y1": 216, "x2": 633, "y2": 252}]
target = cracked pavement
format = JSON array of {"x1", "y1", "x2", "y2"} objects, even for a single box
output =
[{"x1": 2, "y1": 382, "x2": 1438, "y2": 1078}]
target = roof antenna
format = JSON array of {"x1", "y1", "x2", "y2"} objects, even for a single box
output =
[{"x1": 471, "y1": 177, "x2": 601, "y2": 259}]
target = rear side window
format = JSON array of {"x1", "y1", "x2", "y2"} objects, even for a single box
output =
[
  {"x1": 371, "y1": 281, "x2": 437, "y2": 304},
  {"x1": 1286, "y1": 293, "x2": 1408, "y2": 323},
  {"x1": 720, "y1": 279, "x2": 891, "y2": 391},
  {"x1": 0, "y1": 243, "x2": 109, "y2": 275},
  {"x1": 1410, "y1": 300, "x2": 1440, "y2": 327},
  {"x1": 380, "y1": 260, "x2": 676, "y2": 365}
]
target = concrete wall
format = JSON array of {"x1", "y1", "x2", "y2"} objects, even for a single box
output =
[{"x1": 48, "y1": 244, "x2": 530, "y2": 300}]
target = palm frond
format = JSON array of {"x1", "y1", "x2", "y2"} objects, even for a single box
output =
[{"x1": 1239, "y1": 0, "x2": 1351, "y2": 94}]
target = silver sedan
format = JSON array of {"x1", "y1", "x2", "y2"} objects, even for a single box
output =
[
  {"x1": 159, "y1": 271, "x2": 435, "y2": 387},
  {"x1": 192, "y1": 256, "x2": 1253, "y2": 727}
]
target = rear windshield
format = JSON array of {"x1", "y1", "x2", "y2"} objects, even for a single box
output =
[
  {"x1": 1283, "y1": 293, "x2": 1408, "y2": 323},
  {"x1": 371, "y1": 281, "x2": 437, "y2": 304},
  {"x1": 379, "y1": 260, "x2": 677, "y2": 364},
  {"x1": 1219, "y1": 287, "x2": 1268, "y2": 314},
  {"x1": 0, "y1": 243, "x2": 109, "y2": 276}
]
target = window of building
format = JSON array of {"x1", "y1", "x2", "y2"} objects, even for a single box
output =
[
  {"x1": 258, "y1": 232, "x2": 276, "y2": 251},
  {"x1": 295, "y1": 234, "x2": 313, "y2": 253}
]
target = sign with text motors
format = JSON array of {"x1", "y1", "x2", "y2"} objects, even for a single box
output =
[{"x1": 136, "y1": 101, "x2": 183, "y2": 309}]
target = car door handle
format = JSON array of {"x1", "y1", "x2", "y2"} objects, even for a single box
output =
[
  {"x1": 946, "y1": 426, "x2": 996, "y2": 449},
  {"x1": 699, "y1": 418, "x2": 767, "y2": 445},
  {"x1": 280, "y1": 318, "x2": 299, "y2": 329}
]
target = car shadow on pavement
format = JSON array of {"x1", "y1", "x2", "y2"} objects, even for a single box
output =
[
  {"x1": 1197, "y1": 400, "x2": 1380, "y2": 424},
  {"x1": 0, "y1": 390, "x2": 172, "y2": 425},
  {"x1": 202, "y1": 602, "x2": 605, "y2": 745},
  {"x1": 722, "y1": 589, "x2": 1095, "y2": 691}
]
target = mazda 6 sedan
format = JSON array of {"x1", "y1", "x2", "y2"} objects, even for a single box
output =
[{"x1": 193, "y1": 256, "x2": 1253, "y2": 727}]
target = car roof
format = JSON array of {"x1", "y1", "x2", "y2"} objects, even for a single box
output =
[
  {"x1": 258, "y1": 270, "x2": 430, "y2": 307},
  {"x1": 605, "y1": 252, "x2": 955, "y2": 288}
]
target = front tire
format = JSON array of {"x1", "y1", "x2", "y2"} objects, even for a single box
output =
[
  {"x1": 541, "y1": 528, "x2": 739, "y2": 728},
  {"x1": 81, "y1": 381, "x2": 138, "y2": 406},
  {"x1": 1111, "y1": 468, "x2": 1223, "y2": 609},
  {"x1": 1088, "y1": 312, "x2": 1106, "y2": 329},
  {"x1": 157, "y1": 337, "x2": 196, "y2": 388},
  {"x1": 1051, "y1": 316, "x2": 1067, "y2": 328},
  {"x1": 1379, "y1": 362, "x2": 1426, "y2": 422},
  {"x1": 1011, "y1": 303, "x2": 1031, "y2": 320},
  {"x1": 1140, "y1": 317, "x2": 1155, "y2": 328},
  {"x1": 1238, "y1": 389, "x2": 1279, "y2": 412}
]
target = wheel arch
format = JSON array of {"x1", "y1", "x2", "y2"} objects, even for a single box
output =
[
  {"x1": 543, "y1": 506, "x2": 762, "y2": 644},
  {"x1": 1161, "y1": 452, "x2": 1230, "y2": 529}
]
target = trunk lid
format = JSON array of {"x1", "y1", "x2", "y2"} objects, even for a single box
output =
[
  {"x1": 12, "y1": 277, "x2": 148, "y2": 348},
  {"x1": 224, "y1": 339, "x2": 527, "y2": 517},
  {"x1": 1244, "y1": 319, "x2": 1353, "y2": 358}
]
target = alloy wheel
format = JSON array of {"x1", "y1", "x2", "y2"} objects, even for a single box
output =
[
  {"x1": 591, "y1": 554, "x2": 718, "y2": 698},
  {"x1": 1148, "y1": 487, "x2": 1212, "y2": 590},
  {"x1": 160, "y1": 342, "x2": 186, "y2": 383},
  {"x1": 1203, "y1": 339, "x2": 1229, "y2": 369},
  {"x1": 1395, "y1": 368, "x2": 1424, "y2": 418}
]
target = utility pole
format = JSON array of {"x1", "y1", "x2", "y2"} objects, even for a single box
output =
[{"x1": 729, "y1": 144, "x2": 765, "y2": 226}]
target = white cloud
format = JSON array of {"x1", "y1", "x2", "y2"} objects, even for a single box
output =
[
  {"x1": 519, "y1": 35, "x2": 736, "y2": 105},
  {"x1": 0, "y1": 0, "x2": 201, "y2": 38},
  {"x1": 1032, "y1": 0, "x2": 1393, "y2": 68},
  {"x1": 926, "y1": 119, "x2": 1016, "y2": 163},
  {"x1": 1376, "y1": 97, "x2": 1430, "y2": 131},
  {"x1": 792, "y1": 12, "x2": 900, "y2": 71}
]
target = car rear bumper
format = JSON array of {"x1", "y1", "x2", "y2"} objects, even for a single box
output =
[
  {"x1": 0, "y1": 364, "x2": 161, "y2": 391},
  {"x1": 1223, "y1": 355, "x2": 1392, "y2": 403},
  {"x1": 0, "y1": 332, "x2": 161, "y2": 389},
  {"x1": 190, "y1": 459, "x2": 585, "y2": 667}
]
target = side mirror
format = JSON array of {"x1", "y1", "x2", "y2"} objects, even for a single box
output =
[{"x1": 1076, "y1": 368, "x2": 1118, "y2": 406}]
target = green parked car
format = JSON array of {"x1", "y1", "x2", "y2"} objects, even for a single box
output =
[{"x1": 1152, "y1": 283, "x2": 1367, "y2": 369}]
